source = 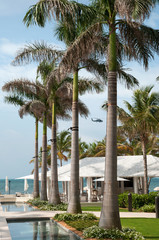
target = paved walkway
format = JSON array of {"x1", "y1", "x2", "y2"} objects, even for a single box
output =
[{"x1": 0, "y1": 202, "x2": 156, "y2": 240}]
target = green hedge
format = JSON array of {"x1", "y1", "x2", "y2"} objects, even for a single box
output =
[
  {"x1": 118, "y1": 192, "x2": 158, "y2": 209},
  {"x1": 27, "y1": 198, "x2": 67, "y2": 211},
  {"x1": 54, "y1": 213, "x2": 97, "y2": 221},
  {"x1": 83, "y1": 226, "x2": 144, "y2": 239}
]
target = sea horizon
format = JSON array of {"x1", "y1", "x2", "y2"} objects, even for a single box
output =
[{"x1": 0, "y1": 177, "x2": 159, "y2": 195}]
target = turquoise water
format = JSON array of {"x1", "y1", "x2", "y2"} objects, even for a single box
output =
[
  {"x1": 8, "y1": 220, "x2": 79, "y2": 240},
  {"x1": 0, "y1": 178, "x2": 158, "y2": 195},
  {"x1": 0, "y1": 179, "x2": 63, "y2": 195}
]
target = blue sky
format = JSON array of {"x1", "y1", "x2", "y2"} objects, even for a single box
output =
[{"x1": 0, "y1": 1, "x2": 159, "y2": 179}]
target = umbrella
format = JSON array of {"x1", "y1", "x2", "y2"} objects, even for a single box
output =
[
  {"x1": 154, "y1": 186, "x2": 159, "y2": 191},
  {"x1": 5, "y1": 176, "x2": 9, "y2": 193},
  {"x1": 93, "y1": 177, "x2": 130, "y2": 182},
  {"x1": 24, "y1": 178, "x2": 29, "y2": 192}
]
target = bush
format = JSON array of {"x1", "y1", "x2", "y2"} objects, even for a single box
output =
[
  {"x1": 83, "y1": 226, "x2": 145, "y2": 240},
  {"x1": 139, "y1": 204, "x2": 155, "y2": 212},
  {"x1": 54, "y1": 213, "x2": 97, "y2": 221},
  {"x1": 118, "y1": 192, "x2": 158, "y2": 209},
  {"x1": 65, "y1": 219, "x2": 98, "y2": 231},
  {"x1": 27, "y1": 198, "x2": 67, "y2": 211},
  {"x1": 118, "y1": 193, "x2": 129, "y2": 208}
]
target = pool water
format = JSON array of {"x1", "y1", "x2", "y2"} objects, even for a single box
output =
[
  {"x1": 8, "y1": 220, "x2": 79, "y2": 240},
  {"x1": 2, "y1": 203, "x2": 35, "y2": 212}
]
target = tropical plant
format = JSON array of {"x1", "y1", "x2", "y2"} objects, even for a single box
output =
[
  {"x1": 13, "y1": 41, "x2": 104, "y2": 210},
  {"x1": 118, "y1": 86, "x2": 159, "y2": 194},
  {"x1": 23, "y1": 0, "x2": 159, "y2": 228},
  {"x1": 56, "y1": 130, "x2": 71, "y2": 166},
  {"x1": 2, "y1": 83, "x2": 43, "y2": 198}
]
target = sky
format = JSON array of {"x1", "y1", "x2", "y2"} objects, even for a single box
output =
[{"x1": 0, "y1": 1, "x2": 159, "y2": 179}]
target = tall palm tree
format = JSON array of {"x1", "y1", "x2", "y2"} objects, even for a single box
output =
[
  {"x1": 13, "y1": 41, "x2": 104, "y2": 209},
  {"x1": 2, "y1": 78, "x2": 51, "y2": 200},
  {"x1": 2, "y1": 82, "x2": 43, "y2": 198},
  {"x1": 22, "y1": 0, "x2": 159, "y2": 227},
  {"x1": 118, "y1": 86, "x2": 159, "y2": 194}
]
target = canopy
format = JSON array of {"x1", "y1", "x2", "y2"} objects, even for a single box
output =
[
  {"x1": 16, "y1": 155, "x2": 159, "y2": 180},
  {"x1": 93, "y1": 177, "x2": 130, "y2": 182}
]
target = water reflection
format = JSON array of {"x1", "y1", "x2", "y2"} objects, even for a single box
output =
[
  {"x1": 8, "y1": 220, "x2": 78, "y2": 240},
  {"x1": 2, "y1": 203, "x2": 34, "y2": 212}
]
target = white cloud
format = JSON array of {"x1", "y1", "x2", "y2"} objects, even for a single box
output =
[{"x1": 0, "y1": 38, "x2": 25, "y2": 56}]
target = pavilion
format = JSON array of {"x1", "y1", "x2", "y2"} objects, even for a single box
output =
[{"x1": 17, "y1": 155, "x2": 159, "y2": 202}]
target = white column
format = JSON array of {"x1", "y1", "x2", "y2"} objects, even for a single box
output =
[
  {"x1": 133, "y1": 177, "x2": 139, "y2": 194},
  {"x1": 80, "y1": 177, "x2": 83, "y2": 194},
  {"x1": 87, "y1": 177, "x2": 92, "y2": 202},
  {"x1": 68, "y1": 181, "x2": 71, "y2": 202},
  {"x1": 121, "y1": 181, "x2": 124, "y2": 193}
]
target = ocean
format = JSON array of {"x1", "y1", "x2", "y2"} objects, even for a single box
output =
[
  {"x1": 0, "y1": 179, "x2": 63, "y2": 195},
  {"x1": 0, "y1": 178, "x2": 159, "y2": 195}
]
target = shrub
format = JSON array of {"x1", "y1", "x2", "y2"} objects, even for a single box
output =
[
  {"x1": 27, "y1": 198, "x2": 67, "y2": 211},
  {"x1": 118, "y1": 193, "x2": 129, "y2": 208},
  {"x1": 65, "y1": 219, "x2": 98, "y2": 231},
  {"x1": 54, "y1": 213, "x2": 97, "y2": 221},
  {"x1": 83, "y1": 226, "x2": 144, "y2": 240},
  {"x1": 139, "y1": 204, "x2": 155, "y2": 212},
  {"x1": 118, "y1": 192, "x2": 158, "y2": 209}
]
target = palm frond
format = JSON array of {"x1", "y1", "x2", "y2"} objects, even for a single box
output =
[
  {"x1": 78, "y1": 78, "x2": 104, "y2": 95},
  {"x1": 4, "y1": 95, "x2": 25, "y2": 107},
  {"x1": 19, "y1": 101, "x2": 34, "y2": 118},
  {"x1": 23, "y1": 0, "x2": 95, "y2": 27},
  {"x1": 78, "y1": 100, "x2": 89, "y2": 118},
  {"x1": 12, "y1": 41, "x2": 63, "y2": 66},
  {"x1": 117, "y1": 68, "x2": 139, "y2": 89},
  {"x1": 118, "y1": 20, "x2": 159, "y2": 69},
  {"x1": 116, "y1": 0, "x2": 154, "y2": 23},
  {"x1": 49, "y1": 22, "x2": 103, "y2": 82}
]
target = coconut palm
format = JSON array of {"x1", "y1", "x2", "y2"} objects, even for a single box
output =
[
  {"x1": 22, "y1": 0, "x2": 159, "y2": 227},
  {"x1": 118, "y1": 86, "x2": 159, "y2": 194}
]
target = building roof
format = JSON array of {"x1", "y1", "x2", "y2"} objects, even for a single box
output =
[
  {"x1": 56, "y1": 155, "x2": 159, "y2": 179},
  {"x1": 16, "y1": 155, "x2": 159, "y2": 180}
]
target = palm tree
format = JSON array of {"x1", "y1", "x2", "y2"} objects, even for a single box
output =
[
  {"x1": 118, "y1": 86, "x2": 159, "y2": 194},
  {"x1": 13, "y1": 41, "x2": 104, "y2": 209},
  {"x1": 2, "y1": 82, "x2": 43, "y2": 198},
  {"x1": 22, "y1": 0, "x2": 159, "y2": 227},
  {"x1": 56, "y1": 130, "x2": 71, "y2": 166},
  {"x1": 2, "y1": 78, "x2": 52, "y2": 200}
]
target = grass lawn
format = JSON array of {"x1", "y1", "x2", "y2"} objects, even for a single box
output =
[
  {"x1": 121, "y1": 218, "x2": 159, "y2": 240},
  {"x1": 81, "y1": 203, "x2": 128, "y2": 212}
]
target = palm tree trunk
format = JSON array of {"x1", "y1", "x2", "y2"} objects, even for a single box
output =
[
  {"x1": 49, "y1": 101, "x2": 61, "y2": 204},
  {"x1": 142, "y1": 140, "x2": 148, "y2": 194},
  {"x1": 33, "y1": 117, "x2": 39, "y2": 198},
  {"x1": 40, "y1": 111, "x2": 48, "y2": 200},
  {"x1": 67, "y1": 70, "x2": 82, "y2": 213},
  {"x1": 99, "y1": 20, "x2": 121, "y2": 229}
]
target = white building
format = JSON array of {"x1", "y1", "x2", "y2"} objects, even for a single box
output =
[{"x1": 18, "y1": 155, "x2": 159, "y2": 202}]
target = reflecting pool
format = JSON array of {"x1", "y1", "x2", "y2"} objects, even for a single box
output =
[
  {"x1": 2, "y1": 203, "x2": 35, "y2": 212},
  {"x1": 8, "y1": 220, "x2": 79, "y2": 240}
]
